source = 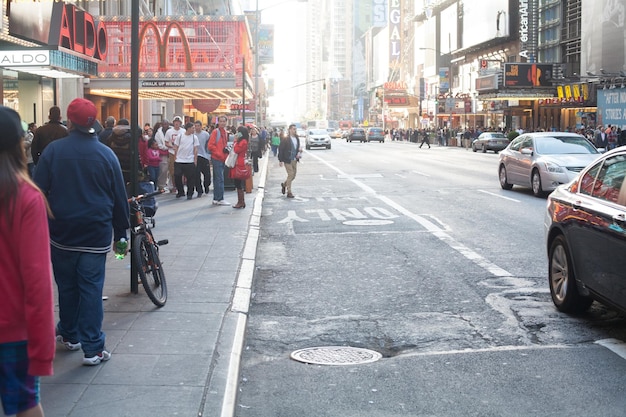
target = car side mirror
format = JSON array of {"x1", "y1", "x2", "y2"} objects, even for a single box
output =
[{"x1": 520, "y1": 148, "x2": 533, "y2": 155}]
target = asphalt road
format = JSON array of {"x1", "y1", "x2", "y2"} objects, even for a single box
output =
[{"x1": 235, "y1": 139, "x2": 626, "y2": 417}]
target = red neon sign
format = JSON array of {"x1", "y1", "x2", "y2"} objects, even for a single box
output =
[{"x1": 55, "y1": 3, "x2": 107, "y2": 60}]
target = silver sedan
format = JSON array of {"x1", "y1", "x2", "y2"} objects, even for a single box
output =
[{"x1": 498, "y1": 132, "x2": 601, "y2": 197}]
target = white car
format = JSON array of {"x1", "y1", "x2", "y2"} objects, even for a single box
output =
[{"x1": 305, "y1": 129, "x2": 331, "y2": 150}]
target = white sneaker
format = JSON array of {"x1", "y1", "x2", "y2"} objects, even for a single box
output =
[
  {"x1": 217, "y1": 200, "x2": 230, "y2": 206},
  {"x1": 212, "y1": 200, "x2": 219, "y2": 205},
  {"x1": 82, "y1": 349, "x2": 111, "y2": 366}
]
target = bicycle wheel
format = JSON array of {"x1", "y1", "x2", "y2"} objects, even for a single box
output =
[{"x1": 133, "y1": 233, "x2": 167, "y2": 307}]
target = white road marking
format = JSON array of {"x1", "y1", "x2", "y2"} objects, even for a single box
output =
[
  {"x1": 412, "y1": 170, "x2": 431, "y2": 177},
  {"x1": 478, "y1": 189, "x2": 521, "y2": 202},
  {"x1": 595, "y1": 338, "x2": 626, "y2": 360}
]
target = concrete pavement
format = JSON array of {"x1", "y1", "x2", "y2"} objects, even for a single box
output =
[{"x1": 41, "y1": 157, "x2": 268, "y2": 417}]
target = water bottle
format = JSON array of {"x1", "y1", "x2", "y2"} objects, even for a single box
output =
[{"x1": 115, "y1": 238, "x2": 128, "y2": 260}]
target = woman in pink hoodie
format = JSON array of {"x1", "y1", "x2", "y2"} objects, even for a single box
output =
[
  {"x1": 145, "y1": 138, "x2": 162, "y2": 185},
  {"x1": 0, "y1": 106, "x2": 55, "y2": 417}
]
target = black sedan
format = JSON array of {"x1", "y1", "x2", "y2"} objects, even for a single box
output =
[
  {"x1": 472, "y1": 132, "x2": 509, "y2": 153},
  {"x1": 545, "y1": 147, "x2": 626, "y2": 313},
  {"x1": 346, "y1": 128, "x2": 366, "y2": 143}
]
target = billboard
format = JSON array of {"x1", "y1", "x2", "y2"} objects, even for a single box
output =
[
  {"x1": 581, "y1": 0, "x2": 626, "y2": 75},
  {"x1": 462, "y1": 0, "x2": 509, "y2": 49},
  {"x1": 504, "y1": 63, "x2": 553, "y2": 87},
  {"x1": 258, "y1": 24, "x2": 274, "y2": 65},
  {"x1": 597, "y1": 88, "x2": 626, "y2": 129}
]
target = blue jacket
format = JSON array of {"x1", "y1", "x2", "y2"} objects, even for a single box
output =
[{"x1": 34, "y1": 130, "x2": 130, "y2": 253}]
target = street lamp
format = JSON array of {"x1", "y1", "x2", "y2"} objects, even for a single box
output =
[{"x1": 253, "y1": 0, "x2": 307, "y2": 127}]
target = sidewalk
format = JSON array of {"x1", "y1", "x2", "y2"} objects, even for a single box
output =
[{"x1": 40, "y1": 158, "x2": 268, "y2": 417}]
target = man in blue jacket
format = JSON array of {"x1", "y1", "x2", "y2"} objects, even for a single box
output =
[{"x1": 34, "y1": 98, "x2": 130, "y2": 366}]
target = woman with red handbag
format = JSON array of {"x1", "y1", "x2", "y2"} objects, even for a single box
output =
[{"x1": 229, "y1": 125, "x2": 250, "y2": 209}]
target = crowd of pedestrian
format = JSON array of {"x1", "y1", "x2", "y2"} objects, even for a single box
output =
[{"x1": 0, "y1": 98, "x2": 307, "y2": 416}]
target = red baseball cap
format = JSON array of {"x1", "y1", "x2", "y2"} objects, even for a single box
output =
[{"x1": 67, "y1": 98, "x2": 97, "y2": 134}]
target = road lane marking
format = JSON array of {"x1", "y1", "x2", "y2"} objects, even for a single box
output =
[
  {"x1": 478, "y1": 189, "x2": 521, "y2": 202},
  {"x1": 595, "y1": 338, "x2": 626, "y2": 360},
  {"x1": 412, "y1": 170, "x2": 431, "y2": 177}
]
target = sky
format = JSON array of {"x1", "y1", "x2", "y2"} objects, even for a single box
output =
[{"x1": 243, "y1": 0, "x2": 308, "y2": 123}]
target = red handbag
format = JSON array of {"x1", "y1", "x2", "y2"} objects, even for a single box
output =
[{"x1": 232, "y1": 163, "x2": 251, "y2": 180}]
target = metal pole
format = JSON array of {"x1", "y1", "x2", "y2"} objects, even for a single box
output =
[
  {"x1": 130, "y1": 0, "x2": 139, "y2": 294},
  {"x1": 254, "y1": 0, "x2": 259, "y2": 126},
  {"x1": 242, "y1": 58, "x2": 246, "y2": 124}
]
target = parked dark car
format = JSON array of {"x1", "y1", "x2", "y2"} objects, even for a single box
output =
[
  {"x1": 471, "y1": 132, "x2": 509, "y2": 153},
  {"x1": 346, "y1": 127, "x2": 366, "y2": 142},
  {"x1": 366, "y1": 127, "x2": 385, "y2": 142},
  {"x1": 545, "y1": 147, "x2": 626, "y2": 313}
]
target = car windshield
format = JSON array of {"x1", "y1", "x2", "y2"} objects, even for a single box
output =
[
  {"x1": 309, "y1": 129, "x2": 327, "y2": 135},
  {"x1": 370, "y1": 129, "x2": 383, "y2": 133},
  {"x1": 485, "y1": 133, "x2": 505, "y2": 139},
  {"x1": 535, "y1": 136, "x2": 599, "y2": 155}
]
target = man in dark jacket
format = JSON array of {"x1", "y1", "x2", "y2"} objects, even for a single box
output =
[
  {"x1": 278, "y1": 124, "x2": 302, "y2": 198},
  {"x1": 108, "y1": 118, "x2": 139, "y2": 184},
  {"x1": 32, "y1": 106, "x2": 68, "y2": 165},
  {"x1": 34, "y1": 98, "x2": 129, "y2": 366},
  {"x1": 98, "y1": 116, "x2": 116, "y2": 146}
]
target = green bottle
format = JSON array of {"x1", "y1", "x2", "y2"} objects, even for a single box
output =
[{"x1": 115, "y1": 238, "x2": 128, "y2": 260}]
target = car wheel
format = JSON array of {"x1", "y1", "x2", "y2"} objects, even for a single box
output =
[
  {"x1": 532, "y1": 170, "x2": 545, "y2": 197},
  {"x1": 482, "y1": 144, "x2": 487, "y2": 153},
  {"x1": 327, "y1": 145, "x2": 331, "y2": 149},
  {"x1": 306, "y1": 144, "x2": 311, "y2": 150},
  {"x1": 499, "y1": 165, "x2": 513, "y2": 190},
  {"x1": 549, "y1": 235, "x2": 593, "y2": 313},
  {"x1": 472, "y1": 145, "x2": 477, "y2": 152}
]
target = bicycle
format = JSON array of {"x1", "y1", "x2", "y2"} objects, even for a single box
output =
[{"x1": 128, "y1": 189, "x2": 168, "y2": 307}]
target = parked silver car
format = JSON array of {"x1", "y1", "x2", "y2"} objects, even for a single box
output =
[
  {"x1": 498, "y1": 132, "x2": 600, "y2": 197},
  {"x1": 471, "y1": 132, "x2": 509, "y2": 153},
  {"x1": 545, "y1": 147, "x2": 626, "y2": 313}
]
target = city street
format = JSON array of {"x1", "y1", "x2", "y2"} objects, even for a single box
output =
[{"x1": 236, "y1": 138, "x2": 626, "y2": 416}]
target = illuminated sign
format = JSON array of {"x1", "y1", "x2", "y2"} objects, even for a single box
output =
[
  {"x1": 384, "y1": 81, "x2": 407, "y2": 91},
  {"x1": 504, "y1": 63, "x2": 552, "y2": 87},
  {"x1": 9, "y1": 1, "x2": 107, "y2": 61},
  {"x1": 139, "y1": 21, "x2": 193, "y2": 71},
  {"x1": 49, "y1": 2, "x2": 108, "y2": 60}
]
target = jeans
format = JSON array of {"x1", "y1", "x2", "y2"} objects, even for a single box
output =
[
  {"x1": 51, "y1": 247, "x2": 107, "y2": 356},
  {"x1": 147, "y1": 166, "x2": 159, "y2": 184},
  {"x1": 212, "y1": 158, "x2": 225, "y2": 201}
]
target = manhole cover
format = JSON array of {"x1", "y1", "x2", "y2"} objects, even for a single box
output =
[{"x1": 290, "y1": 346, "x2": 382, "y2": 366}]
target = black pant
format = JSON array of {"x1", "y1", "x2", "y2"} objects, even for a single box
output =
[
  {"x1": 419, "y1": 136, "x2": 431, "y2": 148},
  {"x1": 174, "y1": 162, "x2": 196, "y2": 197},
  {"x1": 251, "y1": 151, "x2": 261, "y2": 172},
  {"x1": 195, "y1": 156, "x2": 211, "y2": 194}
]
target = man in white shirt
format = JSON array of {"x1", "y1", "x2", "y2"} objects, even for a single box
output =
[
  {"x1": 194, "y1": 121, "x2": 211, "y2": 197},
  {"x1": 165, "y1": 116, "x2": 184, "y2": 193},
  {"x1": 173, "y1": 122, "x2": 199, "y2": 200}
]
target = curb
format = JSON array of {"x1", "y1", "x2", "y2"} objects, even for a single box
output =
[{"x1": 215, "y1": 155, "x2": 269, "y2": 417}]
